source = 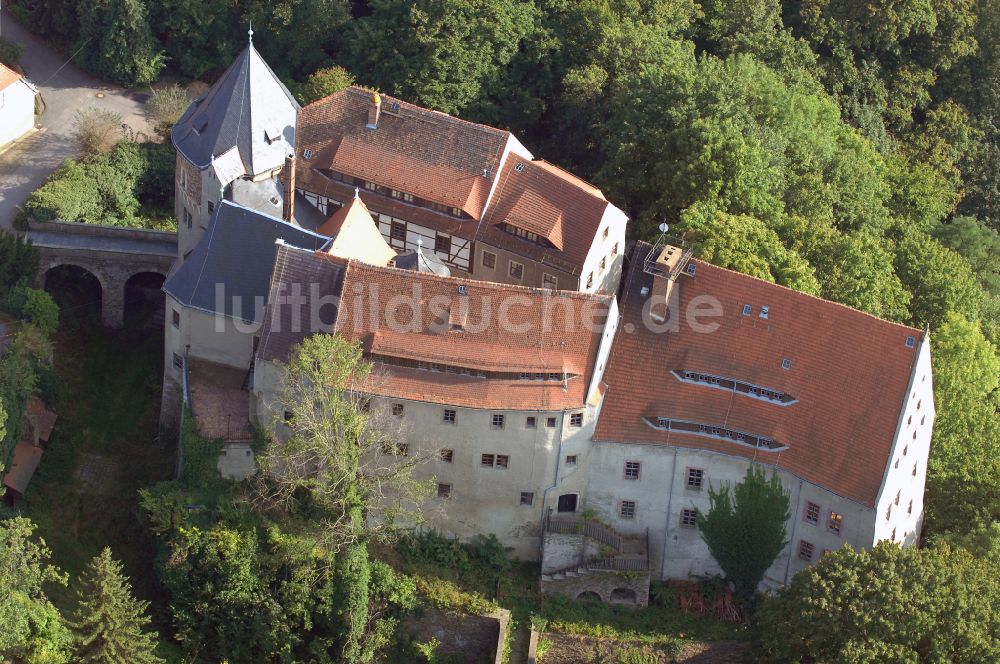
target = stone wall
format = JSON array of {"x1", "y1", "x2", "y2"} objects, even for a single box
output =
[{"x1": 540, "y1": 568, "x2": 650, "y2": 607}]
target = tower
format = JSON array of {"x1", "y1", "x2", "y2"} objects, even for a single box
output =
[{"x1": 171, "y1": 35, "x2": 300, "y2": 259}]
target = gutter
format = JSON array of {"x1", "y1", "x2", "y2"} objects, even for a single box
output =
[{"x1": 539, "y1": 412, "x2": 566, "y2": 559}]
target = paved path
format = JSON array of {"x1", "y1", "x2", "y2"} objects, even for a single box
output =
[
  {"x1": 26, "y1": 229, "x2": 177, "y2": 257},
  {"x1": 0, "y1": 7, "x2": 155, "y2": 230}
]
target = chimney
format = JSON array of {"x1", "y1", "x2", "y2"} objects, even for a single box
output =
[
  {"x1": 647, "y1": 244, "x2": 688, "y2": 323},
  {"x1": 366, "y1": 92, "x2": 382, "y2": 129},
  {"x1": 281, "y1": 153, "x2": 296, "y2": 222}
]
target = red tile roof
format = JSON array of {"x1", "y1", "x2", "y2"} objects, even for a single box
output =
[
  {"x1": 478, "y1": 158, "x2": 610, "y2": 273},
  {"x1": 0, "y1": 63, "x2": 21, "y2": 91},
  {"x1": 298, "y1": 87, "x2": 510, "y2": 220},
  {"x1": 3, "y1": 440, "x2": 42, "y2": 496},
  {"x1": 27, "y1": 397, "x2": 57, "y2": 443},
  {"x1": 333, "y1": 260, "x2": 612, "y2": 410},
  {"x1": 594, "y1": 243, "x2": 924, "y2": 507}
]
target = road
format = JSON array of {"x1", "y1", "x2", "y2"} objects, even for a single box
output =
[{"x1": 0, "y1": 6, "x2": 155, "y2": 229}]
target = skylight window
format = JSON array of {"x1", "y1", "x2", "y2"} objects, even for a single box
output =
[
  {"x1": 303, "y1": 149, "x2": 313, "y2": 159},
  {"x1": 905, "y1": 336, "x2": 915, "y2": 348},
  {"x1": 759, "y1": 305, "x2": 769, "y2": 319},
  {"x1": 742, "y1": 304, "x2": 752, "y2": 316},
  {"x1": 781, "y1": 358, "x2": 792, "y2": 370}
]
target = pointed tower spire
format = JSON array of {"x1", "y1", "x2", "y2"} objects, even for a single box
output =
[{"x1": 248, "y1": 21, "x2": 254, "y2": 44}]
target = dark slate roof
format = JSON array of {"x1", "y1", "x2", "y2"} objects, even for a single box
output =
[
  {"x1": 164, "y1": 201, "x2": 326, "y2": 322},
  {"x1": 392, "y1": 246, "x2": 451, "y2": 276},
  {"x1": 171, "y1": 43, "x2": 299, "y2": 175},
  {"x1": 258, "y1": 245, "x2": 347, "y2": 362}
]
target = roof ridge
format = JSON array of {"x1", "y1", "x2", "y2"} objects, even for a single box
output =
[
  {"x1": 335, "y1": 86, "x2": 511, "y2": 138},
  {"x1": 531, "y1": 159, "x2": 607, "y2": 200},
  {"x1": 345, "y1": 257, "x2": 614, "y2": 304},
  {"x1": 636, "y1": 241, "x2": 922, "y2": 334}
]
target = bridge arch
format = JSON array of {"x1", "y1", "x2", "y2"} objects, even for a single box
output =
[
  {"x1": 124, "y1": 271, "x2": 167, "y2": 326},
  {"x1": 27, "y1": 220, "x2": 177, "y2": 328},
  {"x1": 42, "y1": 263, "x2": 107, "y2": 325}
]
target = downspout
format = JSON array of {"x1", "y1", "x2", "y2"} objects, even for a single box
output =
[
  {"x1": 539, "y1": 412, "x2": 566, "y2": 559},
  {"x1": 659, "y1": 448, "x2": 679, "y2": 579},
  {"x1": 783, "y1": 480, "x2": 804, "y2": 586}
]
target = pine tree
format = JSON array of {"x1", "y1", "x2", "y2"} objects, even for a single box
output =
[{"x1": 70, "y1": 548, "x2": 163, "y2": 664}]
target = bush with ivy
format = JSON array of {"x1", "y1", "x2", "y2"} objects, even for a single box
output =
[{"x1": 20, "y1": 141, "x2": 176, "y2": 229}]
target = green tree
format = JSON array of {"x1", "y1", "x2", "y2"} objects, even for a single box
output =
[
  {"x1": 892, "y1": 226, "x2": 983, "y2": 328},
  {"x1": 259, "y1": 334, "x2": 431, "y2": 661},
  {"x1": 75, "y1": 0, "x2": 164, "y2": 87},
  {"x1": 343, "y1": 0, "x2": 538, "y2": 114},
  {"x1": 294, "y1": 65, "x2": 354, "y2": 105},
  {"x1": 0, "y1": 517, "x2": 73, "y2": 664},
  {"x1": 696, "y1": 465, "x2": 790, "y2": 604},
  {"x1": 70, "y1": 548, "x2": 163, "y2": 664},
  {"x1": 923, "y1": 313, "x2": 1000, "y2": 533},
  {"x1": 753, "y1": 542, "x2": 1000, "y2": 662}
]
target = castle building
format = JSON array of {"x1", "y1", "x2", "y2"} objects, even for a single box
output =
[{"x1": 162, "y1": 45, "x2": 934, "y2": 601}]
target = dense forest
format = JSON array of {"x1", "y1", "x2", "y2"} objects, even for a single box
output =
[{"x1": 4, "y1": 0, "x2": 1000, "y2": 661}]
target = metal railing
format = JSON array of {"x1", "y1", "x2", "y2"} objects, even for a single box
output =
[
  {"x1": 545, "y1": 513, "x2": 623, "y2": 551},
  {"x1": 588, "y1": 556, "x2": 650, "y2": 572}
]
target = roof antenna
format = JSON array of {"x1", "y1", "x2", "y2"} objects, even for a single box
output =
[{"x1": 248, "y1": 21, "x2": 254, "y2": 44}]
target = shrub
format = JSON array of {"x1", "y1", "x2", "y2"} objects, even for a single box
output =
[
  {"x1": 0, "y1": 37, "x2": 24, "y2": 68},
  {"x1": 145, "y1": 84, "x2": 192, "y2": 139},
  {"x1": 6, "y1": 285, "x2": 59, "y2": 337},
  {"x1": 73, "y1": 107, "x2": 123, "y2": 156}
]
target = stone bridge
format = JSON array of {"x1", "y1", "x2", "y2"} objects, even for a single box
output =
[{"x1": 26, "y1": 220, "x2": 177, "y2": 326}]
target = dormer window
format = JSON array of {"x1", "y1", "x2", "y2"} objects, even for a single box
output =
[{"x1": 264, "y1": 127, "x2": 282, "y2": 144}]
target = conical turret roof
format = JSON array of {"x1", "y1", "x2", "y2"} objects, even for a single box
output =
[{"x1": 172, "y1": 43, "x2": 299, "y2": 178}]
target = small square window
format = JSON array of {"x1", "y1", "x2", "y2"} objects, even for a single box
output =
[
  {"x1": 390, "y1": 221, "x2": 406, "y2": 241},
  {"x1": 907, "y1": 500, "x2": 913, "y2": 515},
  {"x1": 620, "y1": 500, "x2": 636, "y2": 519},
  {"x1": 520, "y1": 491, "x2": 534, "y2": 506},
  {"x1": 437, "y1": 483, "x2": 451, "y2": 499},
  {"x1": 207, "y1": 200, "x2": 215, "y2": 214},
  {"x1": 172, "y1": 353, "x2": 183, "y2": 370},
  {"x1": 546, "y1": 417, "x2": 557, "y2": 428},
  {"x1": 509, "y1": 261, "x2": 524, "y2": 281},
  {"x1": 496, "y1": 454, "x2": 509, "y2": 469},
  {"x1": 569, "y1": 413, "x2": 583, "y2": 428},
  {"x1": 742, "y1": 304, "x2": 752, "y2": 316},
  {"x1": 586, "y1": 273, "x2": 593, "y2": 289},
  {"x1": 602, "y1": 227, "x2": 609, "y2": 240},
  {"x1": 804, "y1": 501, "x2": 820, "y2": 525},
  {"x1": 912, "y1": 463, "x2": 917, "y2": 477},
  {"x1": 543, "y1": 273, "x2": 558, "y2": 290},
  {"x1": 895, "y1": 491, "x2": 900, "y2": 506},
  {"x1": 599, "y1": 256, "x2": 607, "y2": 272},
  {"x1": 440, "y1": 449, "x2": 453, "y2": 463},
  {"x1": 612, "y1": 242, "x2": 619, "y2": 256},
  {"x1": 759, "y1": 305, "x2": 770, "y2": 319},
  {"x1": 680, "y1": 508, "x2": 697, "y2": 527},
  {"x1": 828, "y1": 511, "x2": 843, "y2": 535},
  {"x1": 481, "y1": 454, "x2": 495, "y2": 467},
  {"x1": 686, "y1": 468, "x2": 704, "y2": 490},
  {"x1": 392, "y1": 403, "x2": 404, "y2": 416},
  {"x1": 172, "y1": 310, "x2": 180, "y2": 328},
  {"x1": 526, "y1": 416, "x2": 537, "y2": 428},
  {"x1": 482, "y1": 251, "x2": 497, "y2": 269},
  {"x1": 491, "y1": 413, "x2": 505, "y2": 429},
  {"x1": 905, "y1": 336, "x2": 915, "y2": 348},
  {"x1": 624, "y1": 461, "x2": 640, "y2": 480},
  {"x1": 781, "y1": 358, "x2": 792, "y2": 370},
  {"x1": 435, "y1": 234, "x2": 451, "y2": 255},
  {"x1": 565, "y1": 455, "x2": 577, "y2": 465},
  {"x1": 798, "y1": 540, "x2": 815, "y2": 561},
  {"x1": 443, "y1": 409, "x2": 456, "y2": 424},
  {"x1": 303, "y1": 148, "x2": 313, "y2": 159}
]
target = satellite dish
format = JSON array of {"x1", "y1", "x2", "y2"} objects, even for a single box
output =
[{"x1": 659, "y1": 223, "x2": 669, "y2": 233}]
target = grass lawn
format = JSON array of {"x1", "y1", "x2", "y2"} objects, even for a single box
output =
[{"x1": 17, "y1": 313, "x2": 174, "y2": 621}]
